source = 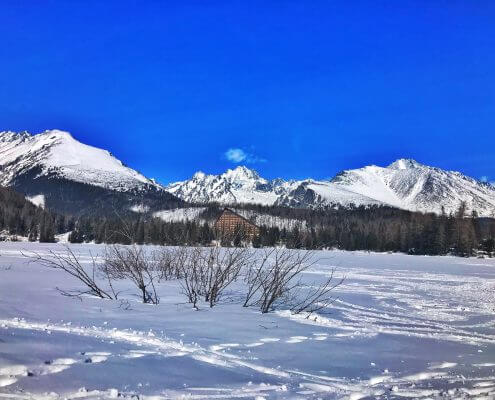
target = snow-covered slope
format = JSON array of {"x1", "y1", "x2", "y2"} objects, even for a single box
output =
[
  {"x1": 153, "y1": 206, "x2": 307, "y2": 230},
  {"x1": 153, "y1": 207, "x2": 207, "y2": 222},
  {"x1": 332, "y1": 159, "x2": 495, "y2": 216},
  {"x1": 0, "y1": 130, "x2": 182, "y2": 215},
  {"x1": 167, "y1": 161, "x2": 495, "y2": 216},
  {"x1": 0, "y1": 130, "x2": 157, "y2": 191}
]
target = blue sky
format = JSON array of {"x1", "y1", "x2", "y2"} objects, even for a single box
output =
[{"x1": 1, "y1": 1, "x2": 494, "y2": 184}]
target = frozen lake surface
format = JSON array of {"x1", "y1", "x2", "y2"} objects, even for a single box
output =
[{"x1": 0, "y1": 243, "x2": 494, "y2": 399}]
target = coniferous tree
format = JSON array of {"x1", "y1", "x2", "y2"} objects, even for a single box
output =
[{"x1": 39, "y1": 214, "x2": 55, "y2": 243}]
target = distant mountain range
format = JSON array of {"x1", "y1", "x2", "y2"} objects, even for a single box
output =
[
  {"x1": 1, "y1": 130, "x2": 494, "y2": 217},
  {"x1": 167, "y1": 161, "x2": 495, "y2": 217}
]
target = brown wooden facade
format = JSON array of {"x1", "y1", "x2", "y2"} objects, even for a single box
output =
[{"x1": 214, "y1": 208, "x2": 260, "y2": 240}]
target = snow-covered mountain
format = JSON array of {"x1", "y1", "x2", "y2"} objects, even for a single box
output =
[
  {"x1": 0, "y1": 130, "x2": 157, "y2": 190},
  {"x1": 330, "y1": 159, "x2": 495, "y2": 216},
  {"x1": 0, "y1": 130, "x2": 183, "y2": 215},
  {"x1": 167, "y1": 166, "x2": 293, "y2": 205},
  {"x1": 2, "y1": 129, "x2": 494, "y2": 217},
  {"x1": 166, "y1": 161, "x2": 495, "y2": 217}
]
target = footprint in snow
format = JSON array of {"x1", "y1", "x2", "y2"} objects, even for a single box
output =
[
  {"x1": 0, "y1": 362, "x2": 68, "y2": 386},
  {"x1": 40, "y1": 363, "x2": 71, "y2": 375},
  {"x1": 0, "y1": 365, "x2": 29, "y2": 387},
  {"x1": 0, "y1": 351, "x2": 113, "y2": 387},
  {"x1": 83, "y1": 351, "x2": 111, "y2": 363},
  {"x1": 33, "y1": 358, "x2": 77, "y2": 376}
]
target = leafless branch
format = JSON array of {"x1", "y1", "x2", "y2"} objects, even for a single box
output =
[
  {"x1": 104, "y1": 245, "x2": 161, "y2": 304},
  {"x1": 23, "y1": 246, "x2": 114, "y2": 300}
]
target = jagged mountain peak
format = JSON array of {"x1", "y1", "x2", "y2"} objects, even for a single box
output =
[
  {"x1": 388, "y1": 158, "x2": 425, "y2": 170},
  {"x1": 0, "y1": 130, "x2": 31, "y2": 142},
  {"x1": 1, "y1": 129, "x2": 74, "y2": 143},
  {"x1": 167, "y1": 165, "x2": 273, "y2": 205},
  {"x1": 187, "y1": 166, "x2": 260, "y2": 183},
  {"x1": 40, "y1": 129, "x2": 74, "y2": 139},
  {"x1": 192, "y1": 171, "x2": 207, "y2": 180},
  {"x1": 223, "y1": 166, "x2": 261, "y2": 181}
]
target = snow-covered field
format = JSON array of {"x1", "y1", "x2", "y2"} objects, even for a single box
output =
[{"x1": 1, "y1": 243, "x2": 495, "y2": 399}]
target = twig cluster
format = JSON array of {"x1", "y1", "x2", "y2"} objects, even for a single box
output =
[
  {"x1": 169, "y1": 246, "x2": 252, "y2": 309},
  {"x1": 23, "y1": 246, "x2": 114, "y2": 300},
  {"x1": 243, "y1": 248, "x2": 343, "y2": 314},
  {"x1": 104, "y1": 245, "x2": 164, "y2": 304},
  {"x1": 24, "y1": 245, "x2": 343, "y2": 316}
]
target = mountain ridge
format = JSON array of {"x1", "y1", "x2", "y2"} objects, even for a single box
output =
[
  {"x1": 167, "y1": 162, "x2": 495, "y2": 217},
  {"x1": 1, "y1": 129, "x2": 494, "y2": 217},
  {"x1": 0, "y1": 130, "x2": 160, "y2": 191},
  {"x1": 0, "y1": 130, "x2": 183, "y2": 215}
]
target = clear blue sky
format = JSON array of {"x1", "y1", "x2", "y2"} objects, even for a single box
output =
[{"x1": 1, "y1": 1, "x2": 494, "y2": 184}]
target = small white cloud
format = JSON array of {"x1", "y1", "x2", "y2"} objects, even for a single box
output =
[
  {"x1": 225, "y1": 148, "x2": 247, "y2": 163},
  {"x1": 224, "y1": 148, "x2": 266, "y2": 164},
  {"x1": 480, "y1": 175, "x2": 489, "y2": 182}
]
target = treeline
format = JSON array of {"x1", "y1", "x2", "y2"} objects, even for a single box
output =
[
  {"x1": 67, "y1": 203, "x2": 495, "y2": 256},
  {"x1": 2, "y1": 184, "x2": 494, "y2": 256},
  {"x1": 252, "y1": 205, "x2": 495, "y2": 256},
  {"x1": 0, "y1": 186, "x2": 72, "y2": 242},
  {"x1": 67, "y1": 217, "x2": 215, "y2": 246}
]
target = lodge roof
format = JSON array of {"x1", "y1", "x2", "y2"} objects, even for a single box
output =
[{"x1": 215, "y1": 207, "x2": 260, "y2": 229}]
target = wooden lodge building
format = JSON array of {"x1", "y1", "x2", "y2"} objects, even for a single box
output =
[{"x1": 214, "y1": 208, "x2": 260, "y2": 241}]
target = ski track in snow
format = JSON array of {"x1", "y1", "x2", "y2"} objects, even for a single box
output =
[
  {"x1": 1, "y1": 245, "x2": 495, "y2": 399},
  {"x1": 0, "y1": 318, "x2": 289, "y2": 378},
  {"x1": 3, "y1": 317, "x2": 495, "y2": 399},
  {"x1": 295, "y1": 264, "x2": 495, "y2": 346},
  {"x1": 2, "y1": 312, "x2": 495, "y2": 400}
]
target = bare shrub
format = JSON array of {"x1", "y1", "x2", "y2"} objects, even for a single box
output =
[
  {"x1": 24, "y1": 246, "x2": 115, "y2": 300},
  {"x1": 155, "y1": 247, "x2": 179, "y2": 280},
  {"x1": 198, "y1": 247, "x2": 252, "y2": 307},
  {"x1": 171, "y1": 246, "x2": 252, "y2": 309},
  {"x1": 104, "y1": 245, "x2": 162, "y2": 304},
  {"x1": 243, "y1": 248, "x2": 343, "y2": 314},
  {"x1": 243, "y1": 248, "x2": 275, "y2": 307},
  {"x1": 170, "y1": 246, "x2": 202, "y2": 309}
]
